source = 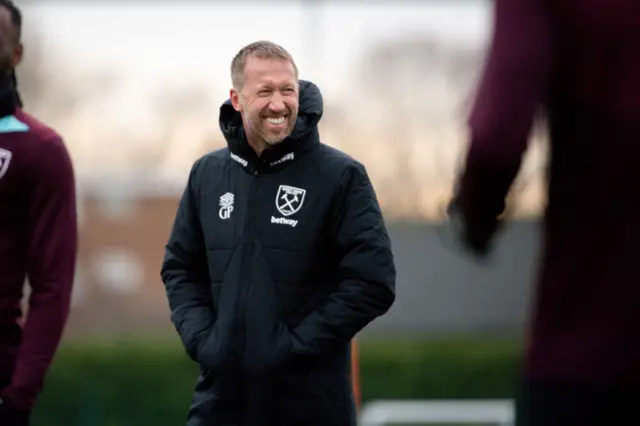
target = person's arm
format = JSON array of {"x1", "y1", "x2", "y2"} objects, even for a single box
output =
[
  {"x1": 291, "y1": 162, "x2": 396, "y2": 356},
  {"x1": 1, "y1": 136, "x2": 77, "y2": 413},
  {"x1": 161, "y1": 159, "x2": 214, "y2": 362},
  {"x1": 453, "y1": 0, "x2": 553, "y2": 253}
]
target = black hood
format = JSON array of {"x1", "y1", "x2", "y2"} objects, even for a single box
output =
[
  {"x1": 219, "y1": 80, "x2": 323, "y2": 171},
  {"x1": 0, "y1": 70, "x2": 21, "y2": 118}
]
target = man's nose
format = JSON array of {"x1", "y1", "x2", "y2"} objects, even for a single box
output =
[{"x1": 268, "y1": 93, "x2": 286, "y2": 112}]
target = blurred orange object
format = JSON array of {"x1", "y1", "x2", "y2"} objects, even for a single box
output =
[{"x1": 351, "y1": 339, "x2": 361, "y2": 412}]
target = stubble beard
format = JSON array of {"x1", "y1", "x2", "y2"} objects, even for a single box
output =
[{"x1": 256, "y1": 112, "x2": 297, "y2": 147}]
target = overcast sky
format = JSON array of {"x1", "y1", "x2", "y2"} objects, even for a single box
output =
[{"x1": 24, "y1": 1, "x2": 491, "y2": 101}]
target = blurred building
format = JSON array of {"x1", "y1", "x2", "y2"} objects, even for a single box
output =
[{"x1": 68, "y1": 178, "x2": 184, "y2": 337}]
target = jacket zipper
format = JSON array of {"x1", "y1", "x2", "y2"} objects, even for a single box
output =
[
  {"x1": 237, "y1": 168, "x2": 259, "y2": 365},
  {"x1": 234, "y1": 168, "x2": 258, "y2": 422}
]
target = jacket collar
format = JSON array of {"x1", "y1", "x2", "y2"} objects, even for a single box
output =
[{"x1": 226, "y1": 126, "x2": 319, "y2": 173}]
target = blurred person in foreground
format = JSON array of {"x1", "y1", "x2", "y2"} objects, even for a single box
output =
[
  {"x1": 449, "y1": 0, "x2": 640, "y2": 425},
  {"x1": 0, "y1": 1, "x2": 77, "y2": 425},
  {"x1": 161, "y1": 40, "x2": 395, "y2": 426}
]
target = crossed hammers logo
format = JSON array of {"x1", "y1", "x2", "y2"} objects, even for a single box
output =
[{"x1": 280, "y1": 193, "x2": 299, "y2": 214}]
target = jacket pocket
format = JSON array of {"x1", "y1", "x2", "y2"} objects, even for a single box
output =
[
  {"x1": 197, "y1": 322, "x2": 232, "y2": 371},
  {"x1": 206, "y1": 248, "x2": 234, "y2": 310},
  {"x1": 199, "y1": 248, "x2": 242, "y2": 376}
]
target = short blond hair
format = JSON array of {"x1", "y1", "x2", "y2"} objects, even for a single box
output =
[{"x1": 231, "y1": 40, "x2": 299, "y2": 89}]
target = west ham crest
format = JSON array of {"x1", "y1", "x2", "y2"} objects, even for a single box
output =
[
  {"x1": 0, "y1": 149, "x2": 12, "y2": 180},
  {"x1": 276, "y1": 185, "x2": 306, "y2": 217}
]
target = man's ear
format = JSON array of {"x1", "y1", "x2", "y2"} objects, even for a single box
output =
[
  {"x1": 230, "y1": 88, "x2": 242, "y2": 112},
  {"x1": 11, "y1": 43, "x2": 23, "y2": 68}
]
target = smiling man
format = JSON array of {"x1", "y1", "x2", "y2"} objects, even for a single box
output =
[{"x1": 161, "y1": 41, "x2": 396, "y2": 426}]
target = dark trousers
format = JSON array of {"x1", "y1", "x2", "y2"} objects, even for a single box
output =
[
  {"x1": 516, "y1": 379, "x2": 640, "y2": 426},
  {"x1": 0, "y1": 374, "x2": 30, "y2": 426}
]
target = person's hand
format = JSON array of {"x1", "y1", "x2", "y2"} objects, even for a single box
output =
[
  {"x1": 246, "y1": 321, "x2": 294, "y2": 377},
  {"x1": 0, "y1": 398, "x2": 30, "y2": 426},
  {"x1": 196, "y1": 325, "x2": 223, "y2": 370},
  {"x1": 196, "y1": 322, "x2": 238, "y2": 374},
  {"x1": 444, "y1": 199, "x2": 500, "y2": 259}
]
